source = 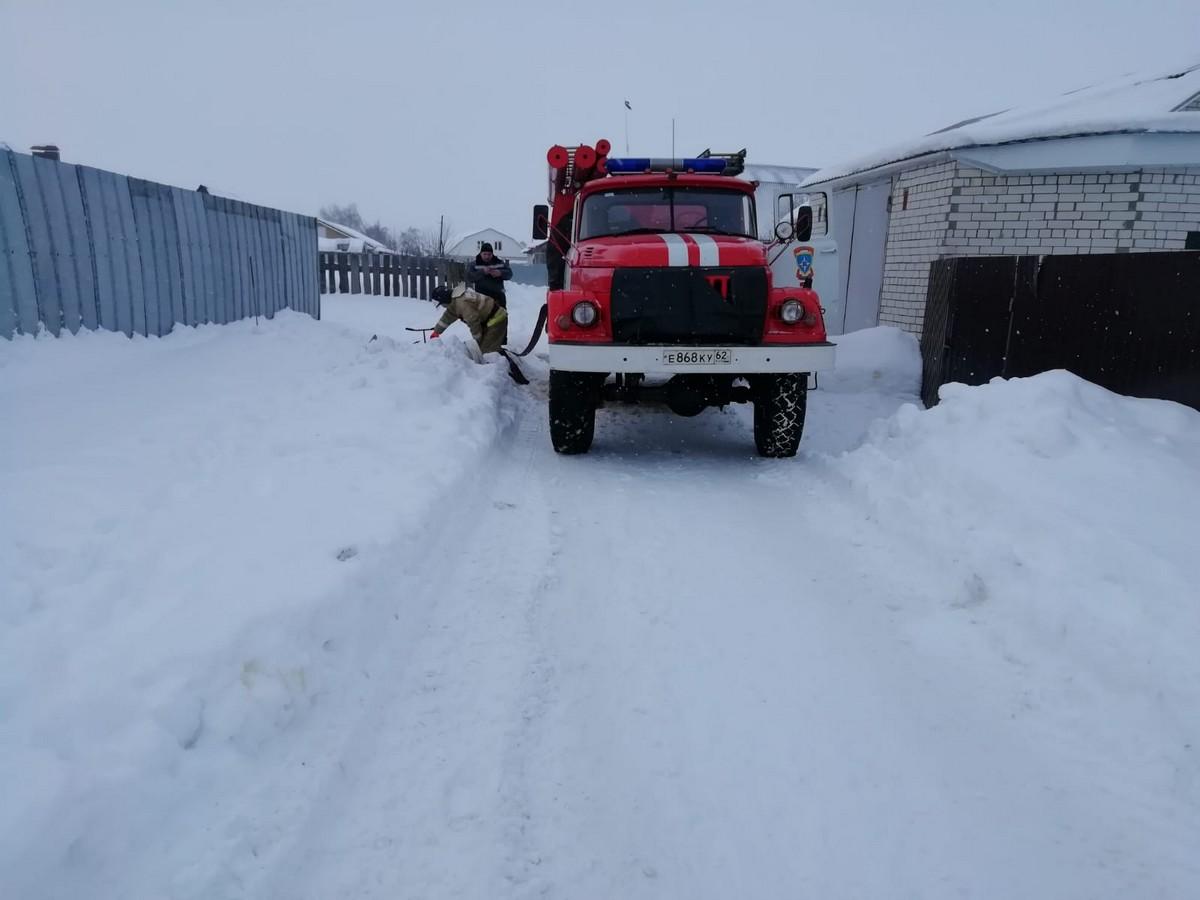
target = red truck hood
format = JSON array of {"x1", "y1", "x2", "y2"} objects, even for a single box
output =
[{"x1": 570, "y1": 233, "x2": 766, "y2": 269}]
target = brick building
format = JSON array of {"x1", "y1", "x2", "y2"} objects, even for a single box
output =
[{"x1": 799, "y1": 60, "x2": 1200, "y2": 337}]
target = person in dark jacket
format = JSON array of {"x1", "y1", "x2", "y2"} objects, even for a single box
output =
[{"x1": 467, "y1": 242, "x2": 512, "y2": 307}]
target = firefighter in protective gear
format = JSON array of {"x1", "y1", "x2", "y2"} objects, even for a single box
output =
[{"x1": 429, "y1": 283, "x2": 508, "y2": 354}]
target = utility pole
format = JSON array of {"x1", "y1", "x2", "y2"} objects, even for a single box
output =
[
  {"x1": 624, "y1": 100, "x2": 632, "y2": 153},
  {"x1": 438, "y1": 215, "x2": 444, "y2": 255}
]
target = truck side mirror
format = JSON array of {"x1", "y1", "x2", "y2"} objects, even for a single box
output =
[
  {"x1": 795, "y1": 206, "x2": 813, "y2": 242},
  {"x1": 532, "y1": 204, "x2": 549, "y2": 240},
  {"x1": 774, "y1": 193, "x2": 795, "y2": 242}
]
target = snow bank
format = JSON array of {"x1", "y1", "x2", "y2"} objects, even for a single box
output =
[
  {"x1": 797, "y1": 325, "x2": 922, "y2": 456},
  {"x1": 822, "y1": 325, "x2": 922, "y2": 396},
  {"x1": 830, "y1": 372, "x2": 1200, "y2": 827},
  {"x1": 0, "y1": 300, "x2": 515, "y2": 896},
  {"x1": 836, "y1": 369, "x2": 1200, "y2": 629}
]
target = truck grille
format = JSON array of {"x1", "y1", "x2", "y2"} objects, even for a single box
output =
[{"x1": 609, "y1": 267, "x2": 767, "y2": 345}]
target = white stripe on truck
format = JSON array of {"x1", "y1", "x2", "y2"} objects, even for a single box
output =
[
  {"x1": 657, "y1": 233, "x2": 689, "y2": 266},
  {"x1": 689, "y1": 233, "x2": 720, "y2": 266}
]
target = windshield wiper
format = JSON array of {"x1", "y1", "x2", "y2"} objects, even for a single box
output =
[
  {"x1": 610, "y1": 227, "x2": 668, "y2": 236},
  {"x1": 682, "y1": 225, "x2": 752, "y2": 238}
]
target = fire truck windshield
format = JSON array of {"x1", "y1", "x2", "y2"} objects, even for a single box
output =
[{"x1": 579, "y1": 187, "x2": 756, "y2": 240}]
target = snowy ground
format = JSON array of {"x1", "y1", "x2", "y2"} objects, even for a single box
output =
[{"x1": 2, "y1": 284, "x2": 1199, "y2": 899}]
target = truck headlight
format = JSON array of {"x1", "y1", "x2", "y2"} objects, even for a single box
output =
[
  {"x1": 571, "y1": 301, "x2": 599, "y2": 327},
  {"x1": 780, "y1": 299, "x2": 803, "y2": 324}
]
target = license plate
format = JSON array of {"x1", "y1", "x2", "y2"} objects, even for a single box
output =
[{"x1": 660, "y1": 348, "x2": 733, "y2": 366}]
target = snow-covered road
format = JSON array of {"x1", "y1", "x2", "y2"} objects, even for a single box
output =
[{"x1": 3, "y1": 287, "x2": 1199, "y2": 899}]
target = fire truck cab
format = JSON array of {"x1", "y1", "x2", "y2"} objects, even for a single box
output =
[{"x1": 533, "y1": 143, "x2": 836, "y2": 457}]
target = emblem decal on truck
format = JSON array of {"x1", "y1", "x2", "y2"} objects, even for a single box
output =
[
  {"x1": 794, "y1": 245, "x2": 815, "y2": 281},
  {"x1": 704, "y1": 274, "x2": 731, "y2": 300}
]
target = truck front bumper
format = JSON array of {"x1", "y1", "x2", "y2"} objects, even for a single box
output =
[{"x1": 548, "y1": 342, "x2": 836, "y2": 375}]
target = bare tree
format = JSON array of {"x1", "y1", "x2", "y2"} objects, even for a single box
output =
[
  {"x1": 322, "y1": 204, "x2": 452, "y2": 257},
  {"x1": 361, "y1": 221, "x2": 397, "y2": 250},
  {"x1": 395, "y1": 227, "x2": 425, "y2": 256},
  {"x1": 319, "y1": 202, "x2": 398, "y2": 251},
  {"x1": 318, "y1": 203, "x2": 365, "y2": 231},
  {"x1": 392, "y1": 220, "x2": 454, "y2": 257}
]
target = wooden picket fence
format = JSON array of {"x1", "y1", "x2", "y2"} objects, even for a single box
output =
[{"x1": 318, "y1": 252, "x2": 466, "y2": 300}]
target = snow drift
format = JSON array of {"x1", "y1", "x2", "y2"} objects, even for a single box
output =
[
  {"x1": 0, "y1": 300, "x2": 516, "y2": 897},
  {"x1": 835, "y1": 370, "x2": 1200, "y2": 683}
]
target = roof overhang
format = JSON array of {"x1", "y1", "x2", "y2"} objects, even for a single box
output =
[
  {"x1": 803, "y1": 131, "x2": 1200, "y2": 191},
  {"x1": 802, "y1": 153, "x2": 953, "y2": 191},
  {"x1": 740, "y1": 164, "x2": 818, "y2": 186},
  {"x1": 951, "y1": 132, "x2": 1200, "y2": 174}
]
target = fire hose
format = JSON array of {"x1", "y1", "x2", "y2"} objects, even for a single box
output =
[{"x1": 506, "y1": 303, "x2": 548, "y2": 358}]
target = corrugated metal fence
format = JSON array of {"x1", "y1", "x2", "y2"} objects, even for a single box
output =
[{"x1": 0, "y1": 148, "x2": 319, "y2": 339}]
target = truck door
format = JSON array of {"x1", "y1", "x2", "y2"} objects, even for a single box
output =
[{"x1": 769, "y1": 190, "x2": 842, "y2": 332}]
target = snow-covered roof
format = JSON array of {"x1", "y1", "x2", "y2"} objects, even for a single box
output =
[
  {"x1": 446, "y1": 227, "x2": 525, "y2": 248},
  {"x1": 741, "y1": 163, "x2": 818, "y2": 186},
  {"x1": 317, "y1": 218, "x2": 393, "y2": 253},
  {"x1": 319, "y1": 237, "x2": 386, "y2": 254},
  {"x1": 804, "y1": 59, "x2": 1200, "y2": 187}
]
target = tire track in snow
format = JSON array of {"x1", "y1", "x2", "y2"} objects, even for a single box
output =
[
  {"x1": 250, "y1": 389, "x2": 559, "y2": 899},
  {"x1": 484, "y1": 394, "x2": 565, "y2": 894}
]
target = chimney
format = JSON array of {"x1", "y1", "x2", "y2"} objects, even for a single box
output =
[{"x1": 31, "y1": 145, "x2": 61, "y2": 161}]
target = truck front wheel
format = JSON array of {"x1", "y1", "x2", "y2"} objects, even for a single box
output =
[
  {"x1": 549, "y1": 370, "x2": 599, "y2": 454},
  {"x1": 753, "y1": 373, "x2": 807, "y2": 458}
]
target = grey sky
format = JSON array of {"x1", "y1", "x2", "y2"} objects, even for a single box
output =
[{"x1": 3, "y1": 0, "x2": 1198, "y2": 242}]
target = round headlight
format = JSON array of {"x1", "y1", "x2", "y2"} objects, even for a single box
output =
[
  {"x1": 571, "y1": 301, "x2": 599, "y2": 327},
  {"x1": 780, "y1": 299, "x2": 803, "y2": 324}
]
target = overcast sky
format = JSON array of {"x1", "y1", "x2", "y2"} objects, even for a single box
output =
[{"x1": 3, "y1": 0, "x2": 1198, "y2": 243}]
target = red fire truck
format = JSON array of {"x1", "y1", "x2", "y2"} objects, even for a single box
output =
[{"x1": 532, "y1": 141, "x2": 835, "y2": 456}]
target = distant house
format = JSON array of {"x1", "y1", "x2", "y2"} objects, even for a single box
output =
[
  {"x1": 524, "y1": 240, "x2": 547, "y2": 264},
  {"x1": 799, "y1": 59, "x2": 1200, "y2": 337},
  {"x1": 317, "y1": 218, "x2": 395, "y2": 254},
  {"x1": 446, "y1": 228, "x2": 525, "y2": 260}
]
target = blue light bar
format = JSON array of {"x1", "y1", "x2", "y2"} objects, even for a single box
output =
[
  {"x1": 605, "y1": 157, "x2": 651, "y2": 173},
  {"x1": 682, "y1": 158, "x2": 728, "y2": 174},
  {"x1": 605, "y1": 157, "x2": 731, "y2": 175}
]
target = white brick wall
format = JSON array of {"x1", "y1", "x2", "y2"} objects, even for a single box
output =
[
  {"x1": 874, "y1": 163, "x2": 1200, "y2": 336},
  {"x1": 877, "y1": 162, "x2": 956, "y2": 333}
]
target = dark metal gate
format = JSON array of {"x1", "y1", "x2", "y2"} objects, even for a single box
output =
[{"x1": 921, "y1": 251, "x2": 1200, "y2": 411}]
